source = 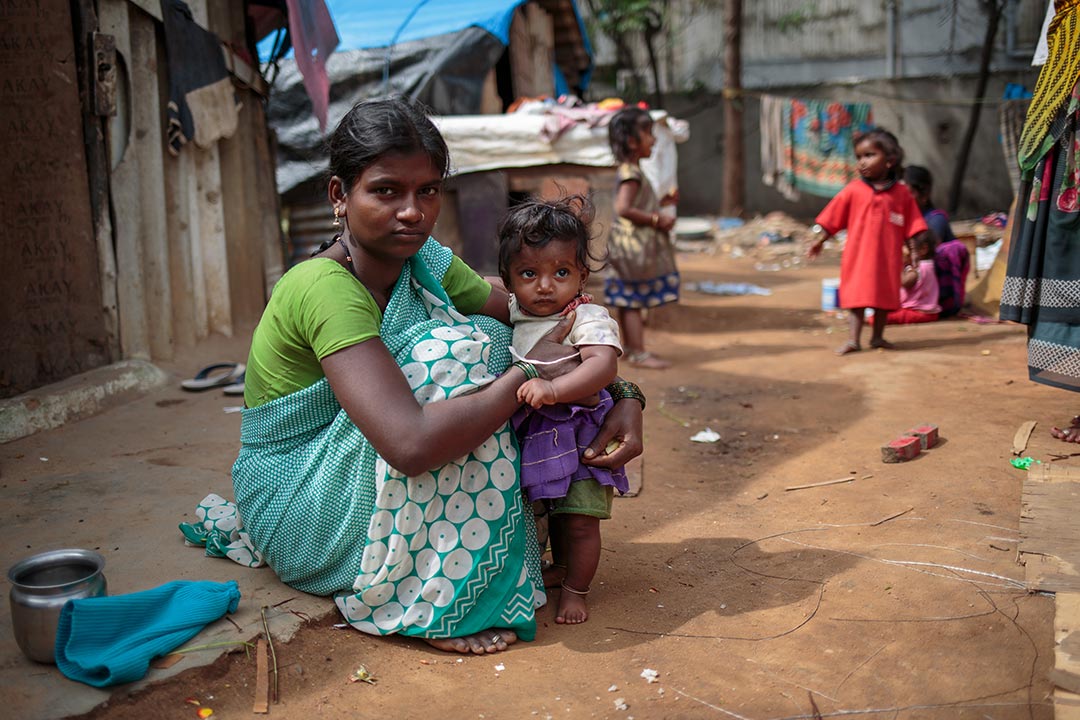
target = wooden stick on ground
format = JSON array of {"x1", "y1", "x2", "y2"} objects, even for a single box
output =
[
  {"x1": 785, "y1": 477, "x2": 854, "y2": 492},
  {"x1": 253, "y1": 636, "x2": 269, "y2": 714},
  {"x1": 871, "y1": 507, "x2": 914, "y2": 526},
  {"x1": 1012, "y1": 420, "x2": 1038, "y2": 456}
]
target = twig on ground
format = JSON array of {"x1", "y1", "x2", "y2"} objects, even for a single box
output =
[
  {"x1": 225, "y1": 615, "x2": 243, "y2": 633},
  {"x1": 785, "y1": 477, "x2": 853, "y2": 492},
  {"x1": 271, "y1": 596, "x2": 297, "y2": 608},
  {"x1": 747, "y1": 659, "x2": 838, "y2": 703},
  {"x1": 833, "y1": 642, "x2": 890, "y2": 695},
  {"x1": 261, "y1": 607, "x2": 279, "y2": 703},
  {"x1": 870, "y1": 507, "x2": 912, "y2": 526},
  {"x1": 657, "y1": 402, "x2": 692, "y2": 427},
  {"x1": 669, "y1": 687, "x2": 754, "y2": 719}
]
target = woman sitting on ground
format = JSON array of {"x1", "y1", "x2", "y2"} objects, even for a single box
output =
[{"x1": 232, "y1": 97, "x2": 644, "y2": 653}]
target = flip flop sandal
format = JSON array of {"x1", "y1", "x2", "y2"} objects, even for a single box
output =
[
  {"x1": 181, "y1": 362, "x2": 246, "y2": 391},
  {"x1": 222, "y1": 378, "x2": 245, "y2": 396}
]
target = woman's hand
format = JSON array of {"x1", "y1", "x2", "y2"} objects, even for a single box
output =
[
  {"x1": 660, "y1": 188, "x2": 680, "y2": 206},
  {"x1": 657, "y1": 214, "x2": 676, "y2": 233},
  {"x1": 525, "y1": 311, "x2": 581, "y2": 381},
  {"x1": 581, "y1": 396, "x2": 643, "y2": 468}
]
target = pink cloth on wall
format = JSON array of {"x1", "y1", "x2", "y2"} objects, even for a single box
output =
[{"x1": 286, "y1": 0, "x2": 339, "y2": 132}]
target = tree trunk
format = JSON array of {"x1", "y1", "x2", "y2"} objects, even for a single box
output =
[
  {"x1": 947, "y1": 1, "x2": 1003, "y2": 214},
  {"x1": 722, "y1": 0, "x2": 744, "y2": 217}
]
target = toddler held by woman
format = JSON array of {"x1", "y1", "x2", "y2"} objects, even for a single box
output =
[{"x1": 498, "y1": 195, "x2": 631, "y2": 625}]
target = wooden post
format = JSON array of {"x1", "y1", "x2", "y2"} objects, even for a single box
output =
[
  {"x1": 722, "y1": 0, "x2": 744, "y2": 218},
  {"x1": 947, "y1": 0, "x2": 1003, "y2": 214}
]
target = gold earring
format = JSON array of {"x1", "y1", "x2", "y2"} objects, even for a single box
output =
[{"x1": 333, "y1": 206, "x2": 342, "y2": 228}]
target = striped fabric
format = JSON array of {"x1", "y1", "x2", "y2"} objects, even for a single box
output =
[{"x1": 1018, "y1": 0, "x2": 1080, "y2": 174}]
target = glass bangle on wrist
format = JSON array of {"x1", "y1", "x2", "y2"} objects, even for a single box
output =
[
  {"x1": 605, "y1": 380, "x2": 646, "y2": 410},
  {"x1": 512, "y1": 360, "x2": 539, "y2": 381}
]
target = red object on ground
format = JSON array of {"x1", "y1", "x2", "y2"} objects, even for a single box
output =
[
  {"x1": 882, "y1": 436, "x2": 921, "y2": 463},
  {"x1": 905, "y1": 424, "x2": 940, "y2": 449}
]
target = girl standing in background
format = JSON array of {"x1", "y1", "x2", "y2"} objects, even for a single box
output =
[
  {"x1": 605, "y1": 107, "x2": 680, "y2": 369},
  {"x1": 808, "y1": 127, "x2": 928, "y2": 354}
]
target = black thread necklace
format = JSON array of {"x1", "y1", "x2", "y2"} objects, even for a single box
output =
[{"x1": 337, "y1": 236, "x2": 361, "y2": 280}]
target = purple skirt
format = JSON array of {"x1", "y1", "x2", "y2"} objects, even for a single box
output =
[{"x1": 511, "y1": 390, "x2": 629, "y2": 503}]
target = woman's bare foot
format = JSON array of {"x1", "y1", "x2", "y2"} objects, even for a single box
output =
[
  {"x1": 835, "y1": 341, "x2": 861, "y2": 356},
  {"x1": 555, "y1": 583, "x2": 589, "y2": 624},
  {"x1": 1050, "y1": 426, "x2": 1080, "y2": 443},
  {"x1": 869, "y1": 338, "x2": 896, "y2": 350},
  {"x1": 423, "y1": 629, "x2": 517, "y2": 654}
]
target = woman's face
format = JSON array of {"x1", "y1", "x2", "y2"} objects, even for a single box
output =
[
  {"x1": 332, "y1": 150, "x2": 442, "y2": 263},
  {"x1": 507, "y1": 238, "x2": 587, "y2": 316}
]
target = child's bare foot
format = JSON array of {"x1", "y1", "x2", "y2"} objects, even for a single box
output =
[
  {"x1": 869, "y1": 338, "x2": 896, "y2": 350},
  {"x1": 555, "y1": 583, "x2": 589, "y2": 624},
  {"x1": 542, "y1": 563, "x2": 566, "y2": 589},
  {"x1": 424, "y1": 629, "x2": 517, "y2": 654},
  {"x1": 626, "y1": 351, "x2": 670, "y2": 369},
  {"x1": 835, "y1": 341, "x2": 861, "y2": 356}
]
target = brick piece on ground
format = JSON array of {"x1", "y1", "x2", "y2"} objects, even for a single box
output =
[
  {"x1": 905, "y1": 424, "x2": 940, "y2": 450},
  {"x1": 882, "y1": 436, "x2": 921, "y2": 463}
]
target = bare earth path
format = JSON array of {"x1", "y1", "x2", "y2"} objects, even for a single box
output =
[{"x1": 62, "y1": 250, "x2": 1075, "y2": 719}]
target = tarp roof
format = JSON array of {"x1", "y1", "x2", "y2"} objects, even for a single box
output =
[
  {"x1": 260, "y1": 0, "x2": 592, "y2": 74},
  {"x1": 267, "y1": 0, "x2": 595, "y2": 198}
]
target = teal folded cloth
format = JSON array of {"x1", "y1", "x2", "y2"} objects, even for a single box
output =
[{"x1": 55, "y1": 580, "x2": 241, "y2": 687}]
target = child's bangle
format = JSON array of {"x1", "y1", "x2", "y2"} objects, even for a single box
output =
[
  {"x1": 651, "y1": 213, "x2": 659, "y2": 229},
  {"x1": 605, "y1": 380, "x2": 646, "y2": 410},
  {"x1": 511, "y1": 360, "x2": 539, "y2": 381}
]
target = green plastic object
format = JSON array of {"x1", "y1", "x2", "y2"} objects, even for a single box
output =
[{"x1": 1010, "y1": 456, "x2": 1042, "y2": 470}]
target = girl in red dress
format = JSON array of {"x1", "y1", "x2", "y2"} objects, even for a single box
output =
[{"x1": 807, "y1": 128, "x2": 928, "y2": 355}]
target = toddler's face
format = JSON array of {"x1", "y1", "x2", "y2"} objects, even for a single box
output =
[
  {"x1": 855, "y1": 139, "x2": 890, "y2": 182},
  {"x1": 507, "y1": 238, "x2": 587, "y2": 316},
  {"x1": 634, "y1": 126, "x2": 656, "y2": 159}
]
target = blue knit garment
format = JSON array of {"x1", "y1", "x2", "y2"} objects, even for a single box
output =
[{"x1": 55, "y1": 580, "x2": 241, "y2": 687}]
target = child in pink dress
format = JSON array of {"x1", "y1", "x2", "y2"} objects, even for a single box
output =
[
  {"x1": 887, "y1": 234, "x2": 941, "y2": 324},
  {"x1": 807, "y1": 128, "x2": 928, "y2": 354}
]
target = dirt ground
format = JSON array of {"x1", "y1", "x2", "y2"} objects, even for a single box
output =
[{"x1": 59, "y1": 248, "x2": 1077, "y2": 719}]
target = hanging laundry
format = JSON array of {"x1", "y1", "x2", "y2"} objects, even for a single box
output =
[
  {"x1": 286, "y1": 0, "x2": 339, "y2": 133},
  {"x1": 760, "y1": 95, "x2": 874, "y2": 200},
  {"x1": 160, "y1": 0, "x2": 241, "y2": 155},
  {"x1": 999, "y1": 98, "x2": 1032, "y2": 196}
]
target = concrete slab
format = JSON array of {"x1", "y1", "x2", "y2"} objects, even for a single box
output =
[
  {"x1": 0, "y1": 347, "x2": 334, "y2": 719},
  {"x1": 0, "y1": 360, "x2": 170, "y2": 445}
]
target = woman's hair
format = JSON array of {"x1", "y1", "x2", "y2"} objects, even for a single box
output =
[
  {"x1": 853, "y1": 126, "x2": 904, "y2": 178},
  {"x1": 497, "y1": 194, "x2": 604, "y2": 286},
  {"x1": 327, "y1": 96, "x2": 450, "y2": 193},
  {"x1": 904, "y1": 165, "x2": 933, "y2": 199},
  {"x1": 608, "y1": 107, "x2": 654, "y2": 163}
]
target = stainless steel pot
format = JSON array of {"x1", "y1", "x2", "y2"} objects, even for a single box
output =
[{"x1": 8, "y1": 548, "x2": 107, "y2": 663}]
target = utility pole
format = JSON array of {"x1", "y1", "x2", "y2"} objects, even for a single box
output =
[
  {"x1": 947, "y1": 0, "x2": 1004, "y2": 214},
  {"x1": 722, "y1": 0, "x2": 744, "y2": 217}
]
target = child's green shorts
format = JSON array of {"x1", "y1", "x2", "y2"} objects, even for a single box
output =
[{"x1": 547, "y1": 479, "x2": 614, "y2": 519}]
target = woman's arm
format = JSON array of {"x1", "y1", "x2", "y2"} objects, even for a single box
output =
[
  {"x1": 321, "y1": 313, "x2": 580, "y2": 476},
  {"x1": 615, "y1": 179, "x2": 676, "y2": 233},
  {"x1": 477, "y1": 280, "x2": 511, "y2": 325},
  {"x1": 517, "y1": 345, "x2": 619, "y2": 408}
]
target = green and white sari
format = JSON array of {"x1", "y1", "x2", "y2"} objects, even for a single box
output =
[{"x1": 232, "y1": 240, "x2": 544, "y2": 641}]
